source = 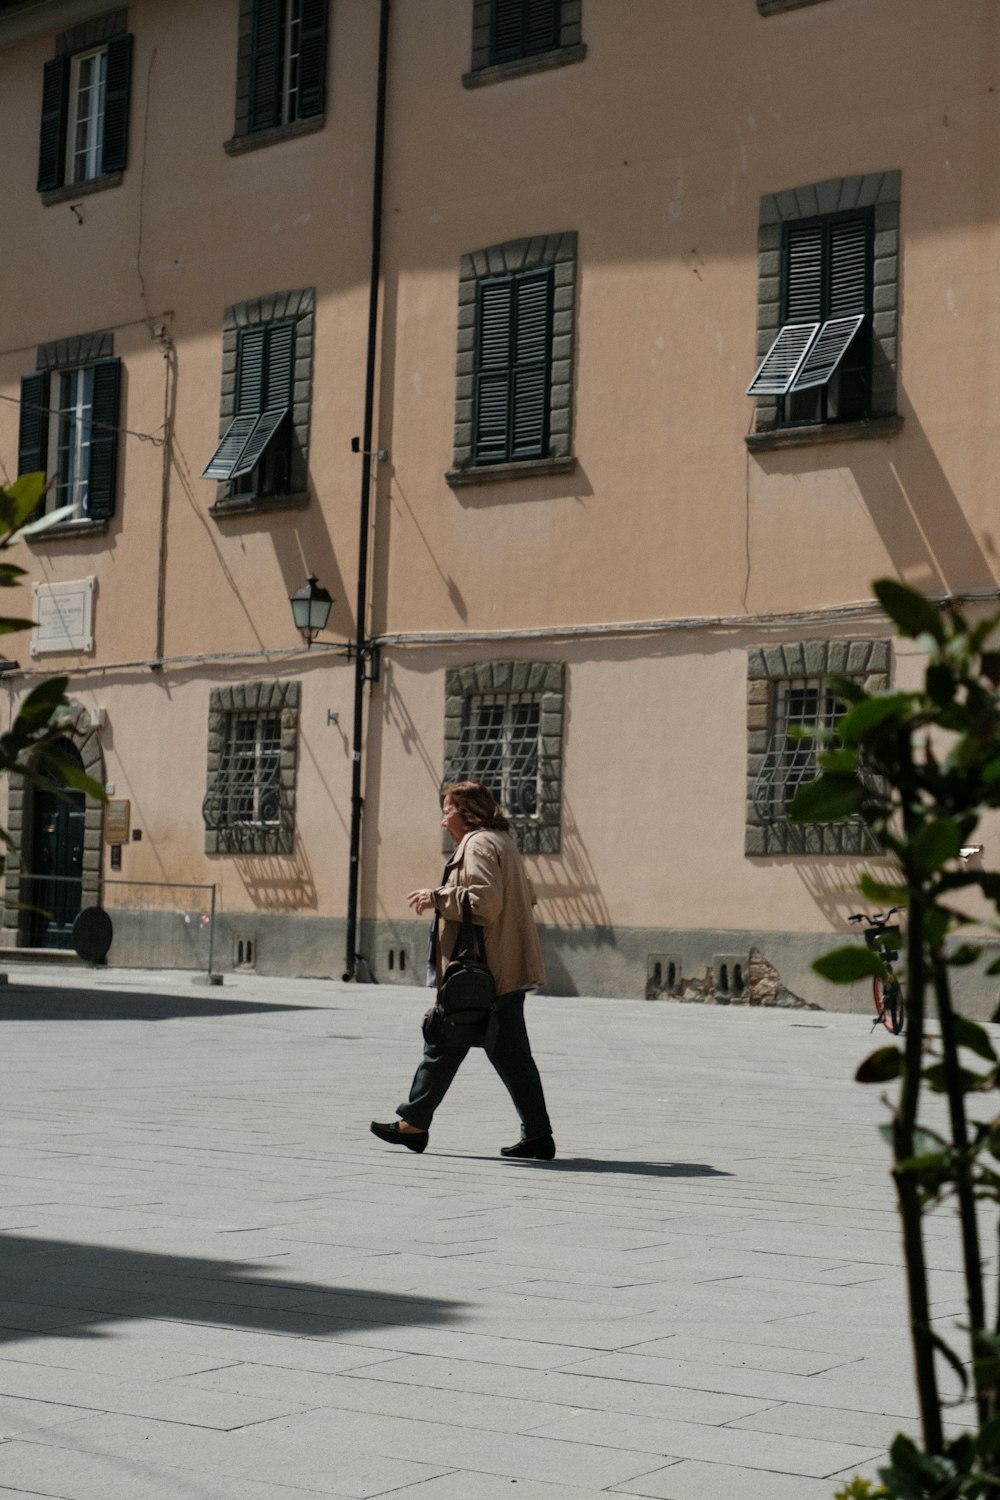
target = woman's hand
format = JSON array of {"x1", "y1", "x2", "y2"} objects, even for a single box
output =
[{"x1": 407, "y1": 888, "x2": 435, "y2": 915}]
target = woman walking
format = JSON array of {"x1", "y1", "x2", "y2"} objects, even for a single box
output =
[{"x1": 370, "y1": 780, "x2": 555, "y2": 1159}]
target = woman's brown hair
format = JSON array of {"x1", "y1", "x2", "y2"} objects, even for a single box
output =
[{"x1": 442, "y1": 780, "x2": 511, "y2": 832}]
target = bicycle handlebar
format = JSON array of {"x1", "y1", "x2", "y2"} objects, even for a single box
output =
[{"x1": 849, "y1": 908, "x2": 899, "y2": 928}]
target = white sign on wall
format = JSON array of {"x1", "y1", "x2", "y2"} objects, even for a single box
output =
[{"x1": 31, "y1": 577, "x2": 95, "y2": 656}]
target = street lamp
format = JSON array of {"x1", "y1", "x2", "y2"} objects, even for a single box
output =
[{"x1": 289, "y1": 575, "x2": 333, "y2": 647}]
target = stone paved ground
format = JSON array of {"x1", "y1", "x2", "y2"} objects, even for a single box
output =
[{"x1": 0, "y1": 965, "x2": 979, "y2": 1499}]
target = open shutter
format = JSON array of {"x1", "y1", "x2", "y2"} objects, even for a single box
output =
[
  {"x1": 202, "y1": 416, "x2": 261, "y2": 480},
  {"x1": 525, "y1": 0, "x2": 560, "y2": 54},
  {"x1": 790, "y1": 314, "x2": 865, "y2": 391},
  {"x1": 511, "y1": 271, "x2": 551, "y2": 459},
  {"x1": 37, "y1": 55, "x2": 69, "y2": 192},
  {"x1": 297, "y1": 0, "x2": 328, "y2": 118},
  {"x1": 249, "y1": 0, "x2": 283, "y2": 132},
  {"x1": 203, "y1": 322, "x2": 294, "y2": 482},
  {"x1": 746, "y1": 322, "x2": 819, "y2": 397},
  {"x1": 101, "y1": 34, "x2": 133, "y2": 174},
  {"x1": 86, "y1": 358, "x2": 121, "y2": 519},
  {"x1": 474, "y1": 280, "x2": 513, "y2": 463},
  {"x1": 229, "y1": 410, "x2": 288, "y2": 479},
  {"x1": 18, "y1": 372, "x2": 50, "y2": 477}
]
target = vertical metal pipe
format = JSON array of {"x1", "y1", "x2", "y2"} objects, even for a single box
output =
[
  {"x1": 208, "y1": 882, "x2": 216, "y2": 979},
  {"x1": 344, "y1": 0, "x2": 390, "y2": 981}
]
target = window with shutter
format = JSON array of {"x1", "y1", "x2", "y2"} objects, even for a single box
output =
[
  {"x1": 473, "y1": 269, "x2": 553, "y2": 465},
  {"x1": 37, "y1": 34, "x2": 132, "y2": 194},
  {"x1": 466, "y1": 0, "x2": 584, "y2": 87},
  {"x1": 490, "y1": 0, "x2": 561, "y2": 65},
  {"x1": 244, "y1": 0, "x2": 328, "y2": 136},
  {"x1": 203, "y1": 320, "x2": 296, "y2": 492},
  {"x1": 20, "y1": 355, "x2": 121, "y2": 525},
  {"x1": 747, "y1": 209, "x2": 873, "y2": 425}
]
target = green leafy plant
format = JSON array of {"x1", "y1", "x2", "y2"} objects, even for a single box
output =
[
  {"x1": 0, "y1": 473, "x2": 104, "y2": 880},
  {"x1": 791, "y1": 581, "x2": 1000, "y2": 1498}
]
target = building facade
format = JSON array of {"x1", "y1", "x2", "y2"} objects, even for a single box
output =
[{"x1": 1, "y1": 0, "x2": 999, "y2": 1011}]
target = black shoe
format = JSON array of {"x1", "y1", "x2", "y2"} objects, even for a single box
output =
[
  {"x1": 370, "y1": 1121, "x2": 428, "y2": 1153},
  {"x1": 500, "y1": 1134, "x2": 556, "y2": 1160}
]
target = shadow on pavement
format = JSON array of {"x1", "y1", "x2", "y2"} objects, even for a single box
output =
[
  {"x1": 0, "y1": 1234, "x2": 464, "y2": 1344},
  {"x1": 0, "y1": 985, "x2": 314, "y2": 1022},
  {"x1": 441, "y1": 1154, "x2": 731, "y2": 1177}
]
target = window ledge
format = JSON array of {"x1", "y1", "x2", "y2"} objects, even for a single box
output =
[
  {"x1": 462, "y1": 42, "x2": 586, "y2": 89},
  {"x1": 224, "y1": 114, "x2": 325, "y2": 156},
  {"x1": 41, "y1": 172, "x2": 122, "y2": 206},
  {"x1": 746, "y1": 414, "x2": 903, "y2": 454},
  {"x1": 209, "y1": 491, "x2": 309, "y2": 518},
  {"x1": 26, "y1": 518, "x2": 109, "y2": 542},
  {"x1": 446, "y1": 456, "x2": 576, "y2": 487},
  {"x1": 757, "y1": 0, "x2": 832, "y2": 13}
]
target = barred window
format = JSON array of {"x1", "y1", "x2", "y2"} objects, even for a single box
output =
[
  {"x1": 745, "y1": 641, "x2": 889, "y2": 857},
  {"x1": 769, "y1": 679, "x2": 840, "y2": 822},
  {"x1": 203, "y1": 682, "x2": 298, "y2": 855},
  {"x1": 462, "y1": 692, "x2": 541, "y2": 817},
  {"x1": 443, "y1": 662, "x2": 564, "y2": 854}
]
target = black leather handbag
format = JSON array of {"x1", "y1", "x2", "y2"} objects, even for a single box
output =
[{"x1": 423, "y1": 893, "x2": 498, "y2": 1050}]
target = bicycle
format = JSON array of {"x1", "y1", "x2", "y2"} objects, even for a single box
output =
[{"x1": 849, "y1": 909, "x2": 905, "y2": 1035}]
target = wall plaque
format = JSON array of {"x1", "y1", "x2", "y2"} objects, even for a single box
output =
[
  {"x1": 31, "y1": 577, "x2": 95, "y2": 655},
  {"x1": 104, "y1": 799, "x2": 130, "y2": 843}
]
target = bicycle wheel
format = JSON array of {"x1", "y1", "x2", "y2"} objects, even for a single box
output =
[{"x1": 873, "y1": 976, "x2": 904, "y2": 1035}]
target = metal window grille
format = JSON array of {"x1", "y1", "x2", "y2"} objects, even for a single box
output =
[
  {"x1": 752, "y1": 677, "x2": 843, "y2": 825},
  {"x1": 451, "y1": 692, "x2": 542, "y2": 819},
  {"x1": 281, "y1": 0, "x2": 302, "y2": 124},
  {"x1": 69, "y1": 47, "x2": 107, "y2": 183},
  {"x1": 52, "y1": 366, "x2": 94, "y2": 519},
  {"x1": 204, "y1": 714, "x2": 282, "y2": 835}
]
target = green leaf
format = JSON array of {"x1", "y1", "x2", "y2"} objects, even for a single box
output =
[
  {"x1": 0, "y1": 617, "x2": 36, "y2": 636},
  {"x1": 931, "y1": 1331, "x2": 970, "y2": 1395},
  {"x1": 858, "y1": 874, "x2": 909, "y2": 906},
  {"x1": 954, "y1": 1016, "x2": 998, "y2": 1061},
  {"x1": 910, "y1": 818, "x2": 963, "y2": 876},
  {"x1": 788, "y1": 774, "x2": 861, "y2": 824},
  {"x1": 924, "y1": 1062, "x2": 985, "y2": 1094},
  {"x1": 875, "y1": 578, "x2": 946, "y2": 642},
  {"x1": 926, "y1": 661, "x2": 957, "y2": 706},
  {"x1": 0, "y1": 472, "x2": 46, "y2": 531},
  {"x1": 837, "y1": 693, "x2": 913, "y2": 746},
  {"x1": 815, "y1": 945, "x2": 887, "y2": 984},
  {"x1": 856, "y1": 1045, "x2": 903, "y2": 1083},
  {"x1": 817, "y1": 747, "x2": 858, "y2": 775},
  {"x1": 13, "y1": 678, "x2": 68, "y2": 733},
  {"x1": 949, "y1": 944, "x2": 984, "y2": 967},
  {"x1": 40, "y1": 749, "x2": 105, "y2": 802}
]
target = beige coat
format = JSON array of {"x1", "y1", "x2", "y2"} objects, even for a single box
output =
[{"x1": 433, "y1": 827, "x2": 546, "y2": 996}]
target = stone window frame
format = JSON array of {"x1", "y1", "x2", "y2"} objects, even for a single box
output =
[
  {"x1": 443, "y1": 661, "x2": 565, "y2": 854},
  {"x1": 204, "y1": 681, "x2": 299, "y2": 856},
  {"x1": 40, "y1": 9, "x2": 129, "y2": 206},
  {"x1": 446, "y1": 232, "x2": 577, "y2": 486},
  {"x1": 747, "y1": 171, "x2": 901, "y2": 453},
  {"x1": 209, "y1": 289, "x2": 314, "y2": 516},
  {"x1": 463, "y1": 0, "x2": 585, "y2": 89},
  {"x1": 225, "y1": 0, "x2": 328, "y2": 156},
  {"x1": 745, "y1": 639, "x2": 889, "y2": 856},
  {"x1": 2, "y1": 702, "x2": 106, "y2": 944}
]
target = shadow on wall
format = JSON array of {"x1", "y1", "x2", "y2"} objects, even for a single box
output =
[
  {"x1": 851, "y1": 395, "x2": 997, "y2": 596},
  {"x1": 532, "y1": 795, "x2": 615, "y2": 995},
  {"x1": 235, "y1": 842, "x2": 319, "y2": 912},
  {"x1": 0, "y1": 1233, "x2": 465, "y2": 1347},
  {"x1": 793, "y1": 855, "x2": 890, "y2": 928}
]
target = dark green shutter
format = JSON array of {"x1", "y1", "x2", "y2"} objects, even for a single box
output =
[
  {"x1": 264, "y1": 321, "x2": 295, "y2": 407},
  {"x1": 474, "y1": 280, "x2": 514, "y2": 463},
  {"x1": 37, "y1": 55, "x2": 69, "y2": 192},
  {"x1": 829, "y1": 215, "x2": 869, "y2": 318},
  {"x1": 101, "y1": 34, "x2": 133, "y2": 174},
  {"x1": 783, "y1": 223, "x2": 823, "y2": 322},
  {"x1": 236, "y1": 327, "x2": 267, "y2": 415},
  {"x1": 511, "y1": 270, "x2": 551, "y2": 459},
  {"x1": 18, "y1": 372, "x2": 50, "y2": 477},
  {"x1": 491, "y1": 0, "x2": 525, "y2": 62},
  {"x1": 297, "y1": 0, "x2": 328, "y2": 118},
  {"x1": 249, "y1": 0, "x2": 283, "y2": 132},
  {"x1": 525, "y1": 0, "x2": 560, "y2": 54},
  {"x1": 87, "y1": 358, "x2": 121, "y2": 520}
]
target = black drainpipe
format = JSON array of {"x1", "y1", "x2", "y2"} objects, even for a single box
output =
[{"x1": 344, "y1": 0, "x2": 390, "y2": 982}]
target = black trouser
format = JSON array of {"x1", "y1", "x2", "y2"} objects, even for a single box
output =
[{"x1": 397, "y1": 991, "x2": 552, "y2": 1138}]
